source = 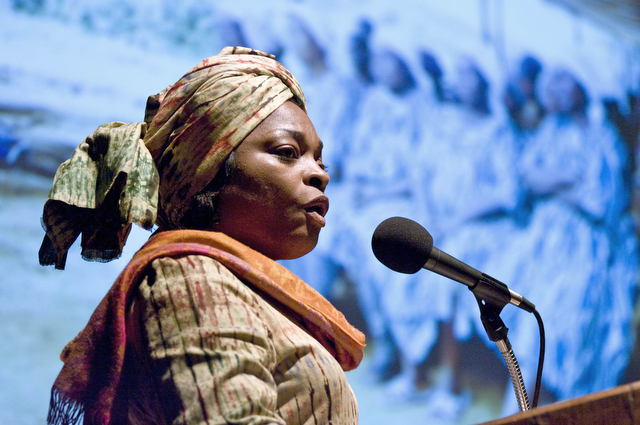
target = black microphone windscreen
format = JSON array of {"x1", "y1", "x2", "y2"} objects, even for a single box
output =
[{"x1": 371, "y1": 217, "x2": 433, "y2": 274}]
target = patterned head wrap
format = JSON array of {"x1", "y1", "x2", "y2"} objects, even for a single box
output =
[{"x1": 39, "y1": 47, "x2": 306, "y2": 269}]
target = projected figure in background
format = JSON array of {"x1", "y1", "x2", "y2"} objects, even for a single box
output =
[
  {"x1": 378, "y1": 55, "x2": 521, "y2": 420},
  {"x1": 602, "y1": 90, "x2": 640, "y2": 383},
  {"x1": 503, "y1": 55, "x2": 546, "y2": 135},
  {"x1": 327, "y1": 44, "x2": 432, "y2": 384},
  {"x1": 603, "y1": 91, "x2": 640, "y2": 234},
  {"x1": 452, "y1": 66, "x2": 639, "y2": 415},
  {"x1": 351, "y1": 19, "x2": 375, "y2": 87},
  {"x1": 515, "y1": 67, "x2": 637, "y2": 404},
  {"x1": 419, "y1": 50, "x2": 447, "y2": 103}
]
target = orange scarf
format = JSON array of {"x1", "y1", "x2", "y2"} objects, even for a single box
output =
[{"x1": 48, "y1": 230, "x2": 365, "y2": 425}]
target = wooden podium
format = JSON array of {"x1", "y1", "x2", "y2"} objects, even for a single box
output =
[{"x1": 478, "y1": 381, "x2": 640, "y2": 424}]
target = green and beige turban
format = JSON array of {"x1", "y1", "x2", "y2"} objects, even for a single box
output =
[{"x1": 39, "y1": 46, "x2": 307, "y2": 269}]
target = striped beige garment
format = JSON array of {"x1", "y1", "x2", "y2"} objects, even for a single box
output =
[{"x1": 125, "y1": 254, "x2": 359, "y2": 425}]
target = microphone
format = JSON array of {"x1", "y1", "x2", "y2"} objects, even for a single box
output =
[{"x1": 371, "y1": 216, "x2": 535, "y2": 313}]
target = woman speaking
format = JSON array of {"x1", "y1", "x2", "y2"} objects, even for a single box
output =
[{"x1": 39, "y1": 46, "x2": 365, "y2": 425}]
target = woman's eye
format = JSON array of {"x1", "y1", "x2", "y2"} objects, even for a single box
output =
[{"x1": 275, "y1": 146, "x2": 298, "y2": 159}]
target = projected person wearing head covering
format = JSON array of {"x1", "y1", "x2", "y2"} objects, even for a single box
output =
[
  {"x1": 376, "y1": 55, "x2": 522, "y2": 415},
  {"x1": 445, "y1": 65, "x2": 638, "y2": 415},
  {"x1": 503, "y1": 55, "x2": 546, "y2": 135},
  {"x1": 321, "y1": 42, "x2": 436, "y2": 387},
  {"x1": 508, "y1": 67, "x2": 638, "y2": 404}
]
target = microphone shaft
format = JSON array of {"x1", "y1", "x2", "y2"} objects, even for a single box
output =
[
  {"x1": 424, "y1": 247, "x2": 535, "y2": 313},
  {"x1": 424, "y1": 247, "x2": 483, "y2": 287}
]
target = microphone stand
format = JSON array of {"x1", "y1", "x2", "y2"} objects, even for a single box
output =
[{"x1": 474, "y1": 291, "x2": 530, "y2": 412}]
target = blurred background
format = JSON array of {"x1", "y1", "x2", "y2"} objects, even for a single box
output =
[{"x1": 3, "y1": 0, "x2": 640, "y2": 424}]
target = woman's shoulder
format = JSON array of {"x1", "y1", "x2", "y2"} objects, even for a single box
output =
[
  {"x1": 136, "y1": 253, "x2": 279, "y2": 328},
  {"x1": 144, "y1": 253, "x2": 247, "y2": 295}
]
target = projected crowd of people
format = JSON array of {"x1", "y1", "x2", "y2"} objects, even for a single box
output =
[{"x1": 273, "y1": 14, "x2": 640, "y2": 419}]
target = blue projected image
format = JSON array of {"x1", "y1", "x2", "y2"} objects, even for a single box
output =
[{"x1": 2, "y1": 1, "x2": 640, "y2": 424}]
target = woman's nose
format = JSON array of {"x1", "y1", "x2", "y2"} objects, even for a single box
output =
[{"x1": 305, "y1": 160, "x2": 330, "y2": 192}]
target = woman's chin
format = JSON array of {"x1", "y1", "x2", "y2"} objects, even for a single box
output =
[{"x1": 274, "y1": 235, "x2": 319, "y2": 261}]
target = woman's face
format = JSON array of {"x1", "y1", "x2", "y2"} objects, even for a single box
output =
[{"x1": 214, "y1": 101, "x2": 329, "y2": 260}]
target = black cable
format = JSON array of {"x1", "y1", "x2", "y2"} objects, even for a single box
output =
[{"x1": 531, "y1": 308, "x2": 545, "y2": 408}]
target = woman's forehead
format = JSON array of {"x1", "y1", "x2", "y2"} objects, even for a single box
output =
[{"x1": 247, "y1": 101, "x2": 321, "y2": 148}]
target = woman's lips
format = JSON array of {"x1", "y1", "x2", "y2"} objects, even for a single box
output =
[
  {"x1": 305, "y1": 208, "x2": 326, "y2": 227},
  {"x1": 304, "y1": 196, "x2": 329, "y2": 227}
]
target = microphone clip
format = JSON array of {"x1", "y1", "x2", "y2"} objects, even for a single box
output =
[
  {"x1": 470, "y1": 275, "x2": 511, "y2": 342},
  {"x1": 474, "y1": 291, "x2": 510, "y2": 342},
  {"x1": 469, "y1": 274, "x2": 511, "y2": 312}
]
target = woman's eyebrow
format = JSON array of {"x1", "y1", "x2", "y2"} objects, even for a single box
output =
[
  {"x1": 281, "y1": 128, "x2": 305, "y2": 142},
  {"x1": 281, "y1": 129, "x2": 324, "y2": 154}
]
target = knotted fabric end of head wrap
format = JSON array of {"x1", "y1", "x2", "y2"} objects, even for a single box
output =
[
  {"x1": 39, "y1": 122, "x2": 159, "y2": 270},
  {"x1": 39, "y1": 46, "x2": 306, "y2": 269}
]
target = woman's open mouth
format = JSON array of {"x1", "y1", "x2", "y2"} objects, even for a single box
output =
[{"x1": 304, "y1": 196, "x2": 329, "y2": 227}]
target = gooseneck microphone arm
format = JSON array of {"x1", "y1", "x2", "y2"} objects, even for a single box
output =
[{"x1": 471, "y1": 287, "x2": 531, "y2": 411}]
